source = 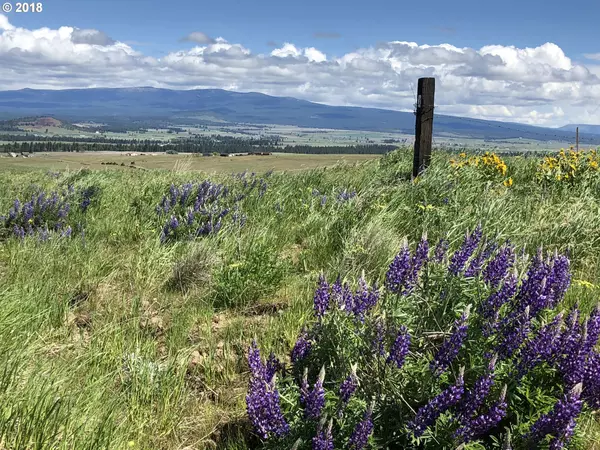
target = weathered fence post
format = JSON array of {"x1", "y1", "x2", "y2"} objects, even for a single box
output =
[
  {"x1": 412, "y1": 77, "x2": 435, "y2": 178},
  {"x1": 576, "y1": 126, "x2": 579, "y2": 152}
]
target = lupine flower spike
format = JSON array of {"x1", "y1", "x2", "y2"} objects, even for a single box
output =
[{"x1": 430, "y1": 306, "x2": 471, "y2": 376}]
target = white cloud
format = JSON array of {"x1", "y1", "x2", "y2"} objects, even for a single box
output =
[
  {"x1": 180, "y1": 31, "x2": 215, "y2": 44},
  {"x1": 1, "y1": 14, "x2": 600, "y2": 126}
]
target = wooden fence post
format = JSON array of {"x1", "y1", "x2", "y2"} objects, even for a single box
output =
[
  {"x1": 576, "y1": 127, "x2": 579, "y2": 152},
  {"x1": 413, "y1": 77, "x2": 435, "y2": 178}
]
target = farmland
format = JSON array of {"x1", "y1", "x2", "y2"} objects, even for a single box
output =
[
  {"x1": 1, "y1": 147, "x2": 600, "y2": 449},
  {"x1": 0, "y1": 152, "x2": 379, "y2": 173}
]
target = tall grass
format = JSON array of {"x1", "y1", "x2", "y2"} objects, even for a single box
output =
[{"x1": 0, "y1": 149, "x2": 599, "y2": 448}]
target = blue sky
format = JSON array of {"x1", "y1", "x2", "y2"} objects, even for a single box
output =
[
  {"x1": 10, "y1": 0, "x2": 600, "y2": 60},
  {"x1": 2, "y1": 0, "x2": 600, "y2": 126}
]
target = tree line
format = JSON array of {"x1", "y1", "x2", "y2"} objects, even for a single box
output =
[{"x1": 0, "y1": 136, "x2": 396, "y2": 154}]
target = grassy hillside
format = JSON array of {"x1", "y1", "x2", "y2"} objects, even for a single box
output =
[{"x1": 1, "y1": 149, "x2": 600, "y2": 449}]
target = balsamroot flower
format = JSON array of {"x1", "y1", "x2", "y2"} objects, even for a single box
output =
[
  {"x1": 430, "y1": 306, "x2": 471, "y2": 376},
  {"x1": 409, "y1": 367, "x2": 465, "y2": 437},
  {"x1": 387, "y1": 326, "x2": 411, "y2": 369},
  {"x1": 527, "y1": 383, "x2": 584, "y2": 450}
]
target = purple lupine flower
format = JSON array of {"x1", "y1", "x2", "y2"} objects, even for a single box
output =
[
  {"x1": 496, "y1": 306, "x2": 531, "y2": 360},
  {"x1": 186, "y1": 210, "x2": 195, "y2": 226},
  {"x1": 409, "y1": 367, "x2": 465, "y2": 437},
  {"x1": 456, "y1": 385, "x2": 508, "y2": 443},
  {"x1": 371, "y1": 318, "x2": 386, "y2": 357},
  {"x1": 457, "y1": 355, "x2": 497, "y2": 420},
  {"x1": 514, "y1": 248, "x2": 551, "y2": 317},
  {"x1": 464, "y1": 241, "x2": 497, "y2": 278},
  {"x1": 480, "y1": 270, "x2": 518, "y2": 336},
  {"x1": 301, "y1": 367, "x2": 326, "y2": 420},
  {"x1": 348, "y1": 406, "x2": 374, "y2": 450},
  {"x1": 352, "y1": 276, "x2": 379, "y2": 321},
  {"x1": 246, "y1": 341, "x2": 289, "y2": 439},
  {"x1": 430, "y1": 306, "x2": 471, "y2": 376},
  {"x1": 265, "y1": 352, "x2": 282, "y2": 381},
  {"x1": 583, "y1": 305, "x2": 600, "y2": 355},
  {"x1": 405, "y1": 233, "x2": 429, "y2": 291},
  {"x1": 341, "y1": 282, "x2": 354, "y2": 313},
  {"x1": 291, "y1": 330, "x2": 312, "y2": 363},
  {"x1": 483, "y1": 243, "x2": 515, "y2": 288},
  {"x1": 321, "y1": 195, "x2": 327, "y2": 207},
  {"x1": 448, "y1": 224, "x2": 483, "y2": 276},
  {"x1": 517, "y1": 313, "x2": 563, "y2": 376},
  {"x1": 331, "y1": 276, "x2": 343, "y2": 307},
  {"x1": 526, "y1": 383, "x2": 583, "y2": 450},
  {"x1": 555, "y1": 307, "x2": 586, "y2": 386},
  {"x1": 387, "y1": 326, "x2": 411, "y2": 369},
  {"x1": 313, "y1": 274, "x2": 330, "y2": 319},
  {"x1": 339, "y1": 365, "x2": 358, "y2": 405},
  {"x1": 61, "y1": 226, "x2": 72, "y2": 238},
  {"x1": 13, "y1": 224, "x2": 25, "y2": 239},
  {"x1": 544, "y1": 253, "x2": 571, "y2": 309},
  {"x1": 433, "y1": 237, "x2": 449, "y2": 263},
  {"x1": 312, "y1": 419, "x2": 334, "y2": 450},
  {"x1": 39, "y1": 225, "x2": 49, "y2": 242},
  {"x1": 583, "y1": 351, "x2": 600, "y2": 408},
  {"x1": 385, "y1": 240, "x2": 412, "y2": 294}
]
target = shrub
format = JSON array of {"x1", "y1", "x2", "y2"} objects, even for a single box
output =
[
  {"x1": 156, "y1": 176, "x2": 268, "y2": 243},
  {"x1": 245, "y1": 226, "x2": 600, "y2": 449},
  {"x1": 213, "y1": 241, "x2": 288, "y2": 309},
  {"x1": 450, "y1": 152, "x2": 512, "y2": 186},
  {"x1": 0, "y1": 184, "x2": 99, "y2": 241},
  {"x1": 168, "y1": 243, "x2": 219, "y2": 293},
  {"x1": 537, "y1": 148, "x2": 600, "y2": 184}
]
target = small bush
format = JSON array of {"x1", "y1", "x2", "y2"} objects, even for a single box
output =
[
  {"x1": 168, "y1": 243, "x2": 219, "y2": 293},
  {"x1": 213, "y1": 241, "x2": 288, "y2": 309}
]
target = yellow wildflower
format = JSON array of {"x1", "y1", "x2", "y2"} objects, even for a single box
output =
[{"x1": 503, "y1": 177, "x2": 513, "y2": 187}]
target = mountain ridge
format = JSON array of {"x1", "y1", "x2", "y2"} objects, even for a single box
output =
[{"x1": 0, "y1": 87, "x2": 597, "y2": 142}]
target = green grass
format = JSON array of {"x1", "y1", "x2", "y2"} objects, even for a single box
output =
[{"x1": 0, "y1": 148, "x2": 599, "y2": 449}]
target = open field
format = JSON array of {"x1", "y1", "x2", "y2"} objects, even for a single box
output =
[
  {"x1": 0, "y1": 152, "x2": 379, "y2": 173},
  {"x1": 1, "y1": 120, "x2": 579, "y2": 152},
  {"x1": 1, "y1": 149, "x2": 600, "y2": 449}
]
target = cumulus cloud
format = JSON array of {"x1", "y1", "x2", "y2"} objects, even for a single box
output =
[
  {"x1": 71, "y1": 28, "x2": 115, "y2": 46},
  {"x1": 180, "y1": 31, "x2": 215, "y2": 44},
  {"x1": 1, "y1": 14, "x2": 600, "y2": 126}
]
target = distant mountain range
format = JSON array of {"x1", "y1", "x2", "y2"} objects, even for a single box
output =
[{"x1": 0, "y1": 87, "x2": 597, "y2": 143}]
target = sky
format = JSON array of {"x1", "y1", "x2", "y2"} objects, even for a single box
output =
[{"x1": 1, "y1": 0, "x2": 600, "y2": 127}]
